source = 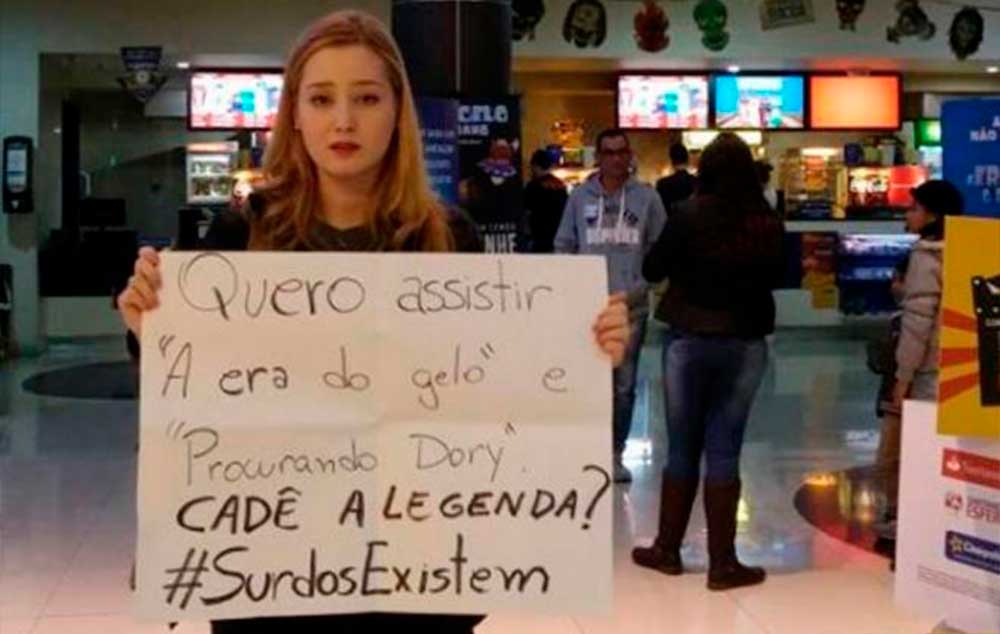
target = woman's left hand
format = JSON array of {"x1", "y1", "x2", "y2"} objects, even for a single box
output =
[{"x1": 593, "y1": 292, "x2": 630, "y2": 367}]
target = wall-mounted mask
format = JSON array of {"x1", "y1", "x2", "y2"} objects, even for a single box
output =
[{"x1": 563, "y1": 0, "x2": 608, "y2": 48}]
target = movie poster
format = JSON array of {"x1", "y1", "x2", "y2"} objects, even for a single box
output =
[
  {"x1": 416, "y1": 97, "x2": 460, "y2": 206},
  {"x1": 458, "y1": 97, "x2": 525, "y2": 254}
]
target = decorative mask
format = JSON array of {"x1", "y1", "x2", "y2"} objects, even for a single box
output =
[
  {"x1": 562, "y1": 0, "x2": 607, "y2": 49},
  {"x1": 836, "y1": 0, "x2": 865, "y2": 31},
  {"x1": 949, "y1": 7, "x2": 984, "y2": 60},
  {"x1": 634, "y1": 0, "x2": 670, "y2": 52},
  {"x1": 512, "y1": 0, "x2": 546, "y2": 41},
  {"x1": 887, "y1": 0, "x2": 936, "y2": 43},
  {"x1": 694, "y1": 0, "x2": 730, "y2": 51}
]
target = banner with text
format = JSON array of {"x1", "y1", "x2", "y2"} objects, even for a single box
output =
[
  {"x1": 896, "y1": 401, "x2": 1000, "y2": 633},
  {"x1": 136, "y1": 252, "x2": 612, "y2": 620},
  {"x1": 942, "y1": 98, "x2": 1000, "y2": 218},
  {"x1": 458, "y1": 97, "x2": 525, "y2": 254}
]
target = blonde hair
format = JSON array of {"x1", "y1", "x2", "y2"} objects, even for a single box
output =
[{"x1": 250, "y1": 10, "x2": 453, "y2": 252}]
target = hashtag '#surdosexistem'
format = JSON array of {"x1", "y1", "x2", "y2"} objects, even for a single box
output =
[{"x1": 161, "y1": 535, "x2": 550, "y2": 609}]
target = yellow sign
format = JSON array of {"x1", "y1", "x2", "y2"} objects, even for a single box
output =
[{"x1": 938, "y1": 217, "x2": 1000, "y2": 438}]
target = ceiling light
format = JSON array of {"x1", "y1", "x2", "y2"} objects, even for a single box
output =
[
  {"x1": 727, "y1": 65, "x2": 740, "y2": 74},
  {"x1": 176, "y1": 61, "x2": 191, "y2": 70}
]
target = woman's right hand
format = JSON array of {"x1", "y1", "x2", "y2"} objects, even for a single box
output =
[{"x1": 117, "y1": 247, "x2": 162, "y2": 338}]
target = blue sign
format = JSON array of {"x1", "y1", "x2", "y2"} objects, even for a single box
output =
[
  {"x1": 944, "y1": 530, "x2": 1000, "y2": 575},
  {"x1": 416, "y1": 97, "x2": 459, "y2": 206},
  {"x1": 117, "y1": 46, "x2": 166, "y2": 103},
  {"x1": 942, "y1": 99, "x2": 1000, "y2": 218}
]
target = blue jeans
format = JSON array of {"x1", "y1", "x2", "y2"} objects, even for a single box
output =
[
  {"x1": 662, "y1": 334, "x2": 768, "y2": 484},
  {"x1": 613, "y1": 313, "x2": 648, "y2": 457}
]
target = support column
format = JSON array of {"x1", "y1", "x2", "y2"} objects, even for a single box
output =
[{"x1": 392, "y1": 0, "x2": 511, "y2": 98}]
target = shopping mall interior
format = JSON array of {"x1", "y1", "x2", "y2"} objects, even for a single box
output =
[{"x1": 1, "y1": 1, "x2": 999, "y2": 633}]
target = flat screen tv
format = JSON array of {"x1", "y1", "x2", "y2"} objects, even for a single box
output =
[
  {"x1": 617, "y1": 75, "x2": 710, "y2": 130},
  {"x1": 189, "y1": 70, "x2": 284, "y2": 131},
  {"x1": 713, "y1": 75, "x2": 805, "y2": 130},
  {"x1": 809, "y1": 75, "x2": 901, "y2": 130}
]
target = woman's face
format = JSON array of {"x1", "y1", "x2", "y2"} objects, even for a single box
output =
[
  {"x1": 905, "y1": 200, "x2": 936, "y2": 234},
  {"x1": 296, "y1": 45, "x2": 398, "y2": 182}
]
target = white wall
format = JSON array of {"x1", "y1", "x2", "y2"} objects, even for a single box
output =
[
  {"x1": 0, "y1": 0, "x2": 43, "y2": 356},
  {"x1": 515, "y1": 0, "x2": 1000, "y2": 66},
  {"x1": 31, "y1": 0, "x2": 390, "y2": 56}
]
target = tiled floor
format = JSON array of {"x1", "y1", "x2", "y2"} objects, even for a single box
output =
[{"x1": 1, "y1": 331, "x2": 945, "y2": 633}]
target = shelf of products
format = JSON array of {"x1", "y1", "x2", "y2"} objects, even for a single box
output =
[{"x1": 780, "y1": 149, "x2": 847, "y2": 220}]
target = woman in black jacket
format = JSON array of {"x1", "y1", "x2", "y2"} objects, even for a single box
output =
[
  {"x1": 632, "y1": 133, "x2": 784, "y2": 591},
  {"x1": 118, "y1": 10, "x2": 630, "y2": 633}
]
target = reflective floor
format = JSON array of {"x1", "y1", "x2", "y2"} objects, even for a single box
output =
[{"x1": 1, "y1": 329, "x2": 944, "y2": 634}]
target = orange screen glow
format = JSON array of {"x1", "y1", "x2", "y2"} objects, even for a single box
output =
[{"x1": 809, "y1": 76, "x2": 900, "y2": 129}]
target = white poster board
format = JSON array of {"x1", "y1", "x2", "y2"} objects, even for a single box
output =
[
  {"x1": 896, "y1": 401, "x2": 1000, "y2": 633},
  {"x1": 135, "y1": 252, "x2": 612, "y2": 620}
]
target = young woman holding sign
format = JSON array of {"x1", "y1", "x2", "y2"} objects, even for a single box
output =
[{"x1": 117, "y1": 10, "x2": 629, "y2": 633}]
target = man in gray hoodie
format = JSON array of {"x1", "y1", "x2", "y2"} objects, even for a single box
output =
[{"x1": 555, "y1": 128, "x2": 668, "y2": 483}]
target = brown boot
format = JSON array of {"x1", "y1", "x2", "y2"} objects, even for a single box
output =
[
  {"x1": 632, "y1": 476, "x2": 699, "y2": 575},
  {"x1": 704, "y1": 479, "x2": 766, "y2": 591}
]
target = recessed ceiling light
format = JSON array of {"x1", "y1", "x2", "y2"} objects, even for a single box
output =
[
  {"x1": 727, "y1": 65, "x2": 741, "y2": 74},
  {"x1": 176, "y1": 61, "x2": 191, "y2": 70}
]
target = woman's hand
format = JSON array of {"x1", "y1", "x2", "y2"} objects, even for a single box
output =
[
  {"x1": 593, "y1": 292, "x2": 630, "y2": 367},
  {"x1": 116, "y1": 247, "x2": 163, "y2": 338}
]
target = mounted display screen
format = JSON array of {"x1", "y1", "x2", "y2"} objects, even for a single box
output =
[
  {"x1": 810, "y1": 75, "x2": 901, "y2": 130},
  {"x1": 189, "y1": 71, "x2": 283, "y2": 130},
  {"x1": 713, "y1": 75, "x2": 805, "y2": 130},
  {"x1": 617, "y1": 75, "x2": 710, "y2": 130}
]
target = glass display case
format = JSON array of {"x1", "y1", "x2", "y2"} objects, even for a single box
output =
[
  {"x1": 186, "y1": 141, "x2": 238, "y2": 205},
  {"x1": 780, "y1": 149, "x2": 847, "y2": 220}
]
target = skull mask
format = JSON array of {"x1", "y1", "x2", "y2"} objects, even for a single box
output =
[
  {"x1": 512, "y1": 0, "x2": 546, "y2": 42},
  {"x1": 887, "y1": 0, "x2": 936, "y2": 43},
  {"x1": 694, "y1": 0, "x2": 730, "y2": 51},
  {"x1": 949, "y1": 7, "x2": 984, "y2": 60},
  {"x1": 836, "y1": 0, "x2": 865, "y2": 31},
  {"x1": 562, "y1": 0, "x2": 607, "y2": 48}
]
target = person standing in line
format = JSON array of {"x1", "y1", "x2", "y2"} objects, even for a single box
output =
[
  {"x1": 655, "y1": 142, "x2": 697, "y2": 217},
  {"x1": 555, "y1": 128, "x2": 668, "y2": 484},
  {"x1": 117, "y1": 10, "x2": 632, "y2": 633},
  {"x1": 524, "y1": 149, "x2": 569, "y2": 253},
  {"x1": 755, "y1": 160, "x2": 779, "y2": 213},
  {"x1": 876, "y1": 180, "x2": 963, "y2": 546},
  {"x1": 633, "y1": 133, "x2": 784, "y2": 590}
]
